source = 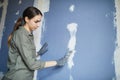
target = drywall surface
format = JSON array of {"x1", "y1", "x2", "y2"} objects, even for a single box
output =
[
  {"x1": 33, "y1": 0, "x2": 50, "y2": 80},
  {"x1": 37, "y1": 0, "x2": 116, "y2": 80},
  {"x1": 0, "y1": 0, "x2": 8, "y2": 48},
  {"x1": 114, "y1": 0, "x2": 120, "y2": 80},
  {"x1": 0, "y1": 0, "x2": 116, "y2": 80}
]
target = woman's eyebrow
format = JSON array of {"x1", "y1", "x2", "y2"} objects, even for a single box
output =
[{"x1": 35, "y1": 20, "x2": 41, "y2": 22}]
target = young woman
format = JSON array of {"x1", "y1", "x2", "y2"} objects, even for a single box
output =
[{"x1": 2, "y1": 6, "x2": 69, "y2": 80}]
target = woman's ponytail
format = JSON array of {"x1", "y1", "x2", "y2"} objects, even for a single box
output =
[{"x1": 8, "y1": 17, "x2": 23, "y2": 46}]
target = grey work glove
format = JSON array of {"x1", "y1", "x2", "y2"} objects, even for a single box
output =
[
  {"x1": 56, "y1": 56, "x2": 68, "y2": 67},
  {"x1": 56, "y1": 50, "x2": 73, "y2": 67},
  {"x1": 37, "y1": 42, "x2": 48, "y2": 57}
]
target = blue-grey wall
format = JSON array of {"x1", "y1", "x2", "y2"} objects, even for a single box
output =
[{"x1": 0, "y1": 0, "x2": 116, "y2": 80}]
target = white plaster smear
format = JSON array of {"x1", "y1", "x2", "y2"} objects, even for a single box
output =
[
  {"x1": 70, "y1": 74, "x2": 73, "y2": 80},
  {"x1": 114, "y1": 0, "x2": 120, "y2": 80},
  {"x1": 69, "y1": 5, "x2": 75, "y2": 12},
  {"x1": 0, "y1": 72, "x2": 4, "y2": 80},
  {"x1": 67, "y1": 23, "x2": 77, "y2": 69},
  {"x1": 33, "y1": 0, "x2": 50, "y2": 80},
  {"x1": 0, "y1": 0, "x2": 8, "y2": 48},
  {"x1": 18, "y1": 0, "x2": 22, "y2": 4},
  {"x1": 15, "y1": 10, "x2": 19, "y2": 15},
  {"x1": 33, "y1": 0, "x2": 50, "y2": 52},
  {"x1": 67, "y1": 23, "x2": 77, "y2": 80}
]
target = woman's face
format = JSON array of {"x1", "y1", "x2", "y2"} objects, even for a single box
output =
[{"x1": 25, "y1": 14, "x2": 42, "y2": 31}]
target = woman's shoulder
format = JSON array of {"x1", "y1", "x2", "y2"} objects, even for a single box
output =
[
  {"x1": 13, "y1": 26, "x2": 25, "y2": 38},
  {"x1": 12, "y1": 27, "x2": 28, "y2": 43},
  {"x1": 15, "y1": 26, "x2": 26, "y2": 34}
]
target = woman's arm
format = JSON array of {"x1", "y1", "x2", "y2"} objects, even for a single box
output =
[
  {"x1": 44, "y1": 55, "x2": 69, "y2": 68},
  {"x1": 44, "y1": 61, "x2": 57, "y2": 68}
]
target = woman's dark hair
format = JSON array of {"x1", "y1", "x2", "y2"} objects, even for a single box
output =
[
  {"x1": 8, "y1": 6, "x2": 43, "y2": 46},
  {"x1": 23, "y1": 6, "x2": 43, "y2": 23}
]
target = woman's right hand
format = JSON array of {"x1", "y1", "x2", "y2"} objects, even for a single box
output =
[{"x1": 56, "y1": 50, "x2": 73, "y2": 66}]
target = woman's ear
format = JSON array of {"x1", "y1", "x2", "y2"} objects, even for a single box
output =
[{"x1": 24, "y1": 17, "x2": 29, "y2": 23}]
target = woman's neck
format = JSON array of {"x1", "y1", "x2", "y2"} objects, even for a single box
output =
[{"x1": 23, "y1": 24, "x2": 31, "y2": 33}]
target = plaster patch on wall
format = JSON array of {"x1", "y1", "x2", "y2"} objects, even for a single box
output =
[
  {"x1": 0, "y1": 72, "x2": 4, "y2": 80},
  {"x1": 114, "y1": 0, "x2": 120, "y2": 80},
  {"x1": 33, "y1": 0, "x2": 50, "y2": 52},
  {"x1": 33, "y1": 0, "x2": 50, "y2": 80},
  {"x1": 18, "y1": 0, "x2": 22, "y2": 4},
  {"x1": 70, "y1": 74, "x2": 73, "y2": 80},
  {"x1": 33, "y1": 0, "x2": 50, "y2": 13},
  {"x1": 67, "y1": 23, "x2": 78, "y2": 80},
  {"x1": 0, "y1": 0, "x2": 8, "y2": 48},
  {"x1": 14, "y1": 1, "x2": 23, "y2": 27},
  {"x1": 69, "y1": 5, "x2": 75, "y2": 12},
  {"x1": 15, "y1": 10, "x2": 19, "y2": 15},
  {"x1": 105, "y1": 12, "x2": 114, "y2": 18}
]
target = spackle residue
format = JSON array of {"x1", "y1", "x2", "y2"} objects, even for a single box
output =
[
  {"x1": 67, "y1": 23, "x2": 77, "y2": 69},
  {"x1": 33, "y1": 0, "x2": 50, "y2": 80},
  {"x1": 33, "y1": 0, "x2": 50, "y2": 13},
  {"x1": 0, "y1": 72, "x2": 4, "y2": 80},
  {"x1": 15, "y1": 10, "x2": 19, "y2": 15},
  {"x1": 33, "y1": 0, "x2": 50, "y2": 53},
  {"x1": 69, "y1": 5, "x2": 75, "y2": 12},
  {"x1": 18, "y1": 0, "x2": 22, "y2": 4},
  {"x1": 70, "y1": 74, "x2": 73, "y2": 80},
  {"x1": 0, "y1": 0, "x2": 8, "y2": 48},
  {"x1": 114, "y1": 0, "x2": 120, "y2": 80}
]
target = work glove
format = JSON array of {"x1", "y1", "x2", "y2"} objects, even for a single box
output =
[
  {"x1": 36, "y1": 42, "x2": 48, "y2": 57},
  {"x1": 56, "y1": 56, "x2": 68, "y2": 67},
  {"x1": 56, "y1": 50, "x2": 73, "y2": 67}
]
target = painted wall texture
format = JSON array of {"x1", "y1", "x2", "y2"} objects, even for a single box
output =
[
  {"x1": 0, "y1": 0, "x2": 119, "y2": 80},
  {"x1": 114, "y1": 0, "x2": 120, "y2": 80}
]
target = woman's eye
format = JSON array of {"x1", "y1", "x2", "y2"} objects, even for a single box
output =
[{"x1": 35, "y1": 20, "x2": 40, "y2": 23}]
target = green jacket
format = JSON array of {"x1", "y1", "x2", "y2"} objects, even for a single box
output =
[{"x1": 4, "y1": 26, "x2": 45, "y2": 80}]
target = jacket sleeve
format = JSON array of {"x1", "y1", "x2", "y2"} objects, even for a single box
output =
[{"x1": 14, "y1": 32, "x2": 45, "y2": 70}]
